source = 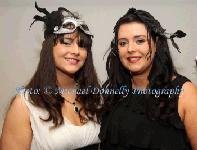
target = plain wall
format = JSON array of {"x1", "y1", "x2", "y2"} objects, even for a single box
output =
[{"x1": 1, "y1": 0, "x2": 197, "y2": 134}]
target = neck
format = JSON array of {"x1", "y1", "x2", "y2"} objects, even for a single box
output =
[
  {"x1": 132, "y1": 75, "x2": 149, "y2": 89},
  {"x1": 131, "y1": 69, "x2": 150, "y2": 89},
  {"x1": 56, "y1": 69, "x2": 76, "y2": 89},
  {"x1": 131, "y1": 62, "x2": 153, "y2": 89}
]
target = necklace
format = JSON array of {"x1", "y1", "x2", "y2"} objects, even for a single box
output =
[{"x1": 64, "y1": 98, "x2": 80, "y2": 113}]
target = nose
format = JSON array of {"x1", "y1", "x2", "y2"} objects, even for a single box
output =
[
  {"x1": 71, "y1": 43, "x2": 80, "y2": 55},
  {"x1": 127, "y1": 42, "x2": 136, "y2": 53}
]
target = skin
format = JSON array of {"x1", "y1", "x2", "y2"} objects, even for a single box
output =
[
  {"x1": 54, "y1": 32, "x2": 88, "y2": 126},
  {"x1": 118, "y1": 22, "x2": 156, "y2": 78},
  {"x1": 0, "y1": 32, "x2": 88, "y2": 149},
  {"x1": 53, "y1": 32, "x2": 87, "y2": 75},
  {"x1": 117, "y1": 22, "x2": 197, "y2": 149}
]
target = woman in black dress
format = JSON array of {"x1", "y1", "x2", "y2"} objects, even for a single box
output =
[{"x1": 99, "y1": 8, "x2": 197, "y2": 150}]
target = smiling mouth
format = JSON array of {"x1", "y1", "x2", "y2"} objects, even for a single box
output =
[
  {"x1": 127, "y1": 56, "x2": 141, "y2": 63},
  {"x1": 65, "y1": 58, "x2": 80, "y2": 65}
]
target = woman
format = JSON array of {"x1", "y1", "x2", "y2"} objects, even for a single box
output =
[
  {"x1": 99, "y1": 8, "x2": 197, "y2": 149},
  {"x1": 1, "y1": 2, "x2": 101, "y2": 150}
]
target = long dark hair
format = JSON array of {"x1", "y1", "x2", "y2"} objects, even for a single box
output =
[
  {"x1": 103, "y1": 8, "x2": 179, "y2": 121},
  {"x1": 25, "y1": 23, "x2": 101, "y2": 127}
]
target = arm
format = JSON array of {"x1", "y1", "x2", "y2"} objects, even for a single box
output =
[
  {"x1": 0, "y1": 94, "x2": 32, "y2": 150},
  {"x1": 178, "y1": 82, "x2": 197, "y2": 150}
]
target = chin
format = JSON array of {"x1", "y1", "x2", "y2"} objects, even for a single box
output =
[
  {"x1": 65, "y1": 68, "x2": 80, "y2": 74},
  {"x1": 126, "y1": 65, "x2": 142, "y2": 73}
]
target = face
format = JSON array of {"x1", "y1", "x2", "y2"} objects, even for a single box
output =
[
  {"x1": 53, "y1": 32, "x2": 87, "y2": 75},
  {"x1": 117, "y1": 22, "x2": 156, "y2": 75}
]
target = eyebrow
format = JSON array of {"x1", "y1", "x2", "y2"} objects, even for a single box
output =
[
  {"x1": 134, "y1": 35, "x2": 146, "y2": 38},
  {"x1": 118, "y1": 38, "x2": 128, "y2": 42},
  {"x1": 118, "y1": 35, "x2": 147, "y2": 40},
  {"x1": 64, "y1": 34, "x2": 78, "y2": 40}
]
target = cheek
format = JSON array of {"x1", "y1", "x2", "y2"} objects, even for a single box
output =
[
  {"x1": 118, "y1": 48, "x2": 127, "y2": 60},
  {"x1": 139, "y1": 42, "x2": 156, "y2": 60},
  {"x1": 80, "y1": 50, "x2": 88, "y2": 61},
  {"x1": 53, "y1": 50, "x2": 61, "y2": 65},
  {"x1": 53, "y1": 47, "x2": 67, "y2": 67},
  {"x1": 53, "y1": 45, "x2": 65, "y2": 57},
  {"x1": 141, "y1": 50, "x2": 156, "y2": 70}
]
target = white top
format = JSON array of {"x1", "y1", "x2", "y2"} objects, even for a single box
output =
[{"x1": 21, "y1": 92, "x2": 100, "y2": 150}]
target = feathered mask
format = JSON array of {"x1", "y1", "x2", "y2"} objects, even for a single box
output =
[{"x1": 30, "y1": 2, "x2": 92, "y2": 38}]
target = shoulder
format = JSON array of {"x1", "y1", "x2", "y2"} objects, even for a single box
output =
[
  {"x1": 180, "y1": 82, "x2": 197, "y2": 106},
  {"x1": 0, "y1": 94, "x2": 32, "y2": 149},
  {"x1": 3, "y1": 94, "x2": 31, "y2": 128},
  {"x1": 11, "y1": 93, "x2": 30, "y2": 114},
  {"x1": 2, "y1": 93, "x2": 32, "y2": 136},
  {"x1": 178, "y1": 82, "x2": 197, "y2": 149},
  {"x1": 180, "y1": 81, "x2": 197, "y2": 98},
  {"x1": 182, "y1": 82, "x2": 197, "y2": 94},
  {"x1": 178, "y1": 81, "x2": 197, "y2": 120}
]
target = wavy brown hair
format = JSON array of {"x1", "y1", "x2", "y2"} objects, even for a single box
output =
[{"x1": 25, "y1": 28, "x2": 101, "y2": 128}]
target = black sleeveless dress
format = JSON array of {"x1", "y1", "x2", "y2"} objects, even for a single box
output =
[
  {"x1": 75, "y1": 144, "x2": 100, "y2": 150},
  {"x1": 99, "y1": 75, "x2": 192, "y2": 150}
]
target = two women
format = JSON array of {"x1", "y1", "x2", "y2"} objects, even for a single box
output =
[{"x1": 1, "y1": 3, "x2": 197, "y2": 150}]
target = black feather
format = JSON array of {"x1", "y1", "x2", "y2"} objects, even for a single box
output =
[{"x1": 35, "y1": 1, "x2": 49, "y2": 15}]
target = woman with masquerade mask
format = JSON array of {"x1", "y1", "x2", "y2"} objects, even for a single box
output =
[
  {"x1": 99, "y1": 8, "x2": 197, "y2": 150},
  {"x1": 1, "y1": 2, "x2": 101, "y2": 150}
]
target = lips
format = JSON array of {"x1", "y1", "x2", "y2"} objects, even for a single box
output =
[
  {"x1": 65, "y1": 58, "x2": 80, "y2": 65},
  {"x1": 127, "y1": 56, "x2": 141, "y2": 63}
]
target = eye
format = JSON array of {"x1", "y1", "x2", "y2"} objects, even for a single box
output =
[
  {"x1": 61, "y1": 38, "x2": 73, "y2": 46},
  {"x1": 63, "y1": 22, "x2": 75, "y2": 30},
  {"x1": 118, "y1": 40, "x2": 128, "y2": 47},
  {"x1": 136, "y1": 39, "x2": 146, "y2": 45}
]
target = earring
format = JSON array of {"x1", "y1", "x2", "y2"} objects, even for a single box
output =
[{"x1": 75, "y1": 81, "x2": 79, "y2": 88}]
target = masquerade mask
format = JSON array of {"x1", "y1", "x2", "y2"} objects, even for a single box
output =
[
  {"x1": 30, "y1": 2, "x2": 93, "y2": 38},
  {"x1": 53, "y1": 17, "x2": 92, "y2": 35}
]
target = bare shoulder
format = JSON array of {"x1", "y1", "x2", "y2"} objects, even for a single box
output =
[
  {"x1": 0, "y1": 94, "x2": 32, "y2": 149},
  {"x1": 178, "y1": 82, "x2": 197, "y2": 120},
  {"x1": 179, "y1": 82, "x2": 197, "y2": 106},
  {"x1": 178, "y1": 82, "x2": 197, "y2": 149},
  {"x1": 7, "y1": 94, "x2": 30, "y2": 121}
]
